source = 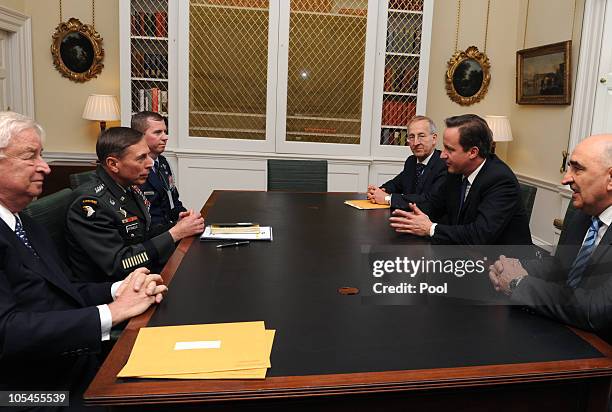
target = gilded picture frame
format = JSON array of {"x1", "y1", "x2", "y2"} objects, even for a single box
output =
[
  {"x1": 445, "y1": 46, "x2": 491, "y2": 106},
  {"x1": 516, "y1": 40, "x2": 571, "y2": 105},
  {"x1": 51, "y1": 18, "x2": 104, "y2": 83}
]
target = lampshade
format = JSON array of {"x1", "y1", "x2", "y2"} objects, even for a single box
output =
[
  {"x1": 484, "y1": 115, "x2": 513, "y2": 142},
  {"x1": 82, "y1": 94, "x2": 120, "y2": 122}
]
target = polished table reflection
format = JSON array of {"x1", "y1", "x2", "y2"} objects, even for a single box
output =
[{"x1": 85, "y1": 191, "x2": 612, "y2": 411}]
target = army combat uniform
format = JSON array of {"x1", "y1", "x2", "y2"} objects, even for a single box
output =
[
  {"x1": 66, "y1": 166, "x2": 175, "y2": 282},
  {"x1": 139, "y1": 154, "x2": 186, "y2": 232}
]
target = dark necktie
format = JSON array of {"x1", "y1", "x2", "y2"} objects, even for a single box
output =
[
  {"x1": 153, "y1": 158, "x2": 159, "y2": 173},
  {"x1": 415, "y1": 163, "x2": 425, "y2": 192},
  {"x1": 566, "y1": 217, "x2": 602, "y2": 288},
  {"x1": 15, "y1": 216, "x2": 39, "y2": 258},
  {"x1": 457, "y1": 178, "x2": 468, "y2": 220}
]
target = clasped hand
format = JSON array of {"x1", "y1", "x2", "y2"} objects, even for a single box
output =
[{"x1": 388, "y1": 204, "x2": 432, "y2": 237}]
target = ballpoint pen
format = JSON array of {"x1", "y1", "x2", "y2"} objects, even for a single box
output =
[{"x1": 216, "y1": 241, "x2": 250, "y2": 248}]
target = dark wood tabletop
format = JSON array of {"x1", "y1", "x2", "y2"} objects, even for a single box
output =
[{"x1": 85, "y1": 191, "x2": 612, "y2": 411}]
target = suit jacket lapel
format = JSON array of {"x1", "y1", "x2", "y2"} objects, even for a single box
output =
[
  {"x1": 419, "y1": 150, "x2": 440, "y2": 193},
  {"x1": 457, "y1": 158, "x2": 491, "y2": 222},
  {"x1": 589, "y1": 225, "x2": 612, "y2": 266},
  {"x1": 0, "y1": 220, "x2": 85, "y2": 306}
]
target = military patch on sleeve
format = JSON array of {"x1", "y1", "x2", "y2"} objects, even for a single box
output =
[
  {"x1": 82, "y1": 199, "x2": 97, "y2": 205},
  {"x1": 81, "y1": 205, "x2": 96, "y2": 217},
  {"x1": 122, "y1": 251, "x2": 149, "y2": 270}
]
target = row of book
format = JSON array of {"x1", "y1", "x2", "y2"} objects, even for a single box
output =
[
  {"x1": 384, "y1": 65, "x2": 418, "y2": 94},
  {"x1": 388, "y1": 0, "x2": 423, "y2": 11},
  {"x1": 132, "y1": 51, "x2": 168, "y2": 78},
  {"x1": 131, "y1": 11, "x2": 168, "y2": 37},
  {"x1": 387, "y1": 17, "x2": 422, "y2": 54},
  {"x1": 135, "y1": 88, "x2": 168, "y2": 114},
  {"x1": 207, "y1": 0, "x2": 332, "y2": 12},
  {"x1": 381, "y1": 128, "x2": 410, "y2": 146},
  {"x1": 381, "y1": 100, "x2": 416, "y2": 126}
]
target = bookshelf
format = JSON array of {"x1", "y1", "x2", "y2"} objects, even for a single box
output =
[
  {"x1": 378, "y1": 0, "x2": 426, "y2": 148},
  {"x1": 128, "y1": 0, "x2": 169, "y2": 117}
]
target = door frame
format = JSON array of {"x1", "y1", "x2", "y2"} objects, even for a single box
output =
[{"x1": 0, "y1": 5, "x2": 33, "y2": 117}]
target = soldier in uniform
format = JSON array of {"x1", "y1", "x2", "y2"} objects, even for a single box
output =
[
  {"x1": 132, "y1": 111, "x2": 186, "y2": 232},
  {"x1": 66, "y1": 127, "x2": 204, "y2": 282}
]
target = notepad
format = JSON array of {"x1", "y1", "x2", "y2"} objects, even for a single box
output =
[{"x1": 344, "y1": 200, "x2": 390, "y2": 210}]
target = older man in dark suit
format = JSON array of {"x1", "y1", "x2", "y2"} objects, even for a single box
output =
[
  {"x1": 389, "y1": 114, "x2": 532, "y2": 245},
  {"x1": 0, "y1": 112, "x2": 167, "y2": 408},
  {"x1": 367, "y1": 116, "x2": 447, "y2": 209},
  {"x1": 489, "y1": 134, "x2": 612, "y2": 344}
]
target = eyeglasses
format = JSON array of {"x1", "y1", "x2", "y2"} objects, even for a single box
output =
[{"x1": 407, "y1": 134, "x2": 431, "y2": 142}]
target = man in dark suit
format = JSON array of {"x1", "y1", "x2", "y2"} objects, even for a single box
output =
[
  {"x1": 367, "y1": 116, "x2": 447, "y2": 209},
  {"x1": 0, "y1": 112, "x2": 167, "y2": 408},
  {"x1": 489, "y1": 135, "x2": 612, "y2": 343},
  {"x1": 66, "y1": 127, "x2": 204, "y2": 282},
  {"x1": 132, "y1": 111, "x2": 186, "y2": 232},
  {"x1": 389, "y1": 114, "x2": 532, "y2": 245}
]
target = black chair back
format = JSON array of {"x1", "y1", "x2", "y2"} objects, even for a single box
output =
[
  {"x1": 520, "y1": 183, "x2": 537, "y2": 221},
  {"x1": 267, "y1": 159, "x2": 328, "y2": 192},
  {"x1": 69, "y1": 170, "x2": 96, "y2": 189},
  {"x1": 22, "y1": 188, "x2": 73, "y2": 264}
]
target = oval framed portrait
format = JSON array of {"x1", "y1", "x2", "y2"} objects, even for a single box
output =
[
  {"x1": 51, "y1": 18, "x2": 104, "y2": 83},
  {"x1": 445, "y1": 46, "x2": 491, "y2": 106}
]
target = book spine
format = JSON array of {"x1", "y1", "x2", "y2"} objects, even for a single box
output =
[
  {"x1": 139, "y1": 89, "x2": 145, "y2": 112},
  {"x1": 152, "y1": 88, "x2": 159, "y2": 112}
]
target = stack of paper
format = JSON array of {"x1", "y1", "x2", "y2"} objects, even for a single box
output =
[
  {"x1": 118, "y1": 321, "x2": 275, "y2": 379},
  {"x1": 200, "y1": 226, "x2": 273, "y2": 241},
  {"x1": 210, "y1": 224, "x2": 260, "y2": 235}
]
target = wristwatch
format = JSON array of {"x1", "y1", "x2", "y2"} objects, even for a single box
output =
[
  {"x1": 384, "y1": 194, "x2": 391, "y2": 205},
  {"x1": 508, "y1": 275, "x2": 526, "y2": 295}
]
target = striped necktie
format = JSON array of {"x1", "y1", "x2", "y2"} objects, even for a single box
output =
[
  {"x1": 15, "y1": 215, "x2": 39, "y2": 258},
  {"x1": 566, "y1": 217, "x2": 602, "y2": 288}
]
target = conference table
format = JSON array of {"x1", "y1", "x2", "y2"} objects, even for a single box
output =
[{"x1": 85, "y1": 191, "x2": 612, "y2": 411}]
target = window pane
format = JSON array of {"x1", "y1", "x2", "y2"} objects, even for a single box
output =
[
  {"x1": 286, "y1": 0, "x2": 368, "y2": 144},
  {"x1": 189, "y1": 0, "x2": 270, "y2": 140}
]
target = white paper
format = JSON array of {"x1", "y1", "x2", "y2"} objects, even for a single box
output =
[
  {"x1": 200, "y1": 226, "x2": 273, "y2": 241},
  {"x1": 174, "y1": 340, "x2": 222, "y2": 351}
]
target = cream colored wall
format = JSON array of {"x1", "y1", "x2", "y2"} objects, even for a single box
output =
[
  {"x1": 425, "y1": 0, "x2": 522, "y2": 161},
  {"x1": 0, "y1": 0, "x2": 24, "y2": 13},
  {"x1": 24, "y1": 0, "x2": 120, "y2": 153},
  {"x1": 507, "y1": 0, "x2": 584, "y2": 184}
]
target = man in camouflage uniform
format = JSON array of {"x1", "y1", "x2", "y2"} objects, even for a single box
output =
[{"x1": 66, "y1": 127, "x2": 204, "y2": 282}]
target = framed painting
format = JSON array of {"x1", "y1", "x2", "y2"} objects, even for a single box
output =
[{"x1": 516, "y1": 40, "x2": 571, "y2": 105}]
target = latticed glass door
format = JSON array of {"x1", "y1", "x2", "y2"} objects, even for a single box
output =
[
  {"x1": 373, "y1": 0, "x2": 433, "y2": 157},
  {"x1": 188, "y1": 0, "x2": 272, "y2": 142}
]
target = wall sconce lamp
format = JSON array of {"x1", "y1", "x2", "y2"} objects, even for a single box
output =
[
  {"x1": 485, "y1": 115, "x2": 513, "y2": 154},
  {"x1": 82, "y1": 94, "x2": 120, "y2": 132}
]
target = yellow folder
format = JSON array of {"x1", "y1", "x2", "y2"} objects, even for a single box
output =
[
  {"x1": 139, "y1": 330, "x2": 275, "y2": 379},
  {"x1": 344, "y1": 200, "x2": 390, "y2": 210},
  {"x1": 118, "y1": 321, "x2": 272, "y2": 378}
]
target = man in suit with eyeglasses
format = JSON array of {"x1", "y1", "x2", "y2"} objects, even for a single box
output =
[{"x1": 367, "y1": 115, "x2": 447, "y2": 209}]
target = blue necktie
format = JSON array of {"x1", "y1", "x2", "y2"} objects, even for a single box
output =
[
  {"x1": 415, "y1": 163, "x2": 425, "y2": 192},
  {"x1": 457, "y1": 178, "x2": 468, "y2": 220},
  {"x1": 15, "y1": 216, "x2": 39, "y2": 258},
  {"x1": 566, "y1": 217, "x2": 602, "y2": 288}
]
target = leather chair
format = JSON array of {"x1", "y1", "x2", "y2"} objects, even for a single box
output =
[
  {"x1": 22, "y1": 188, "x2": 73, "y2": 264},
  {"x1": 267, "y1": 159, "x2": 328, "y2": 192},
  {"x1": 520, "y1": 183, "x2": 537, "y2": 221},
  {"x1": 69, "y1": 170, "x2": 96, "y2": 189}
]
